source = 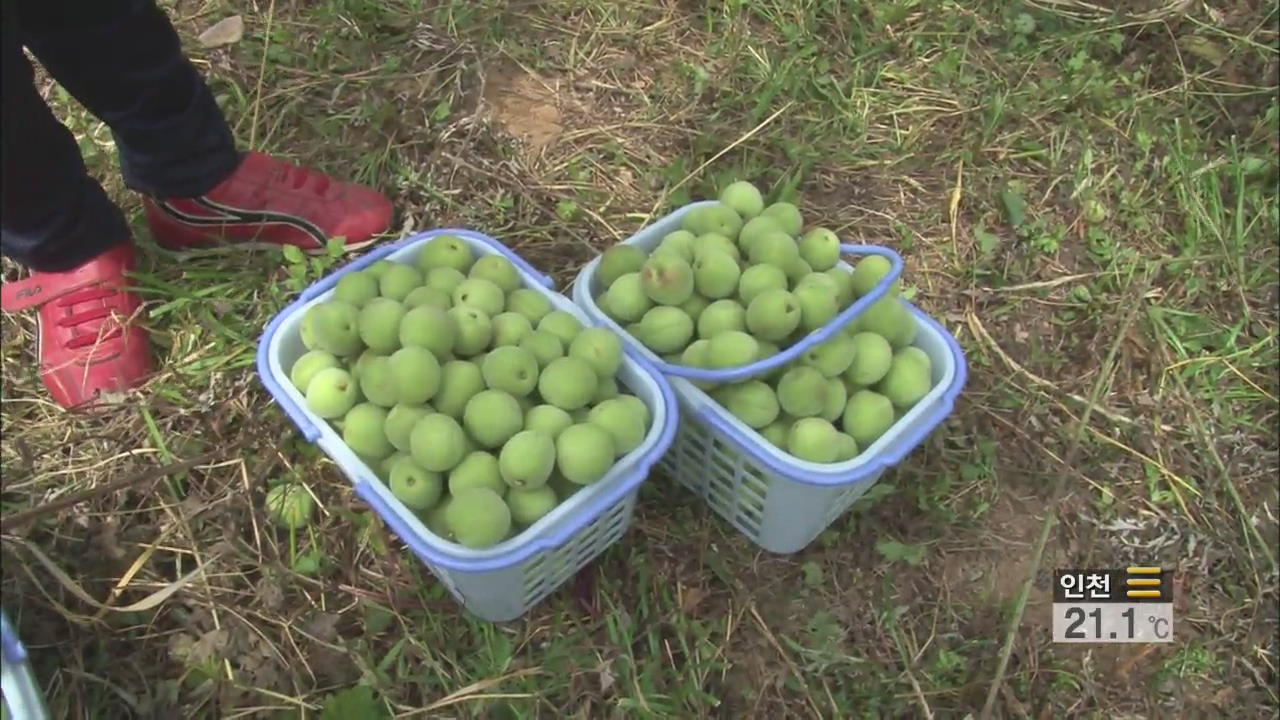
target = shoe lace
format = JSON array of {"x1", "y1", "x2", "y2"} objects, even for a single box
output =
[
  {"x1": 269, "y1": 159, "x2": 331, "y2": 193},
  {"x1": 55, "y1": 285, "x2": 128, "y2": 350}
]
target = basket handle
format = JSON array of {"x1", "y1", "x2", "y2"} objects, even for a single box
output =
[
  {"x1": 263, "y1": 229, "x2": 558, "y2": 442},
  {"x1": 650, "y1": 243, "x2": 904, "y2": 383},
  {"x1": 300, "y1": 230, "x2": 556, "y2": 303},
  {"x1": 458, "y1": 231, "x2": 557, "y2": 291}
]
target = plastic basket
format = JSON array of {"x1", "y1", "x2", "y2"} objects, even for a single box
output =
[
  {"x1": 258, "y1": 230, "x2": 679, "y2": 622},
  {"x1": 571, "y1": 203, "x2": 968, "y2": 553},
  {"x1": 1, "y1": 612, "x2": 49, "y2": 720}
]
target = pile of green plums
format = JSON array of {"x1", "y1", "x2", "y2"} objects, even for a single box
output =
[
  {"x1": 290, "y1": 236, "x2": 652, "y2": 549},
  {"x1": 592, "y1": 180, "x2": 934, "y2": 463}
]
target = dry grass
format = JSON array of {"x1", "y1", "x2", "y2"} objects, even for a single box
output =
[{"x1": 2, "y1": 0, "x2": 1277, "y2": 717}]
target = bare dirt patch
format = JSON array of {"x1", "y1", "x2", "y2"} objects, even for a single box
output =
[
  {"x1": 484, "y1": 64, "x2": 566, "y2": 155},
  {"x1": 942, "y1": 494, "x2": 1056, "y2": 631}
]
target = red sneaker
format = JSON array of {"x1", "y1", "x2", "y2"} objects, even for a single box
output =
[
  {"x1": 0, "y1": 243, "x2": 153, "y2": 409},
  {"x1": 142, "y1": 151, "x2": 395, "y2": 254}
]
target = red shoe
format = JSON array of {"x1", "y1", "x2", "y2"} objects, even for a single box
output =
[
  {"x1": 142, "y1": 151, "x2": 395, "y2": 254},
  {"x1": 0, "y1": 243, "x2": 153, "y2": 409}
]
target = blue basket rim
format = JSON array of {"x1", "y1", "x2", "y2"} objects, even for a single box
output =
[
  {"x1": 679, "y1": 302, "x2": 967, "y2": 486},
  {"x1": 571, "y1": 204, "x2": 969, "y2": 487},
  {"x1": 580, "y1": 200, "x2": 911, "y2": 383},
  {"x1": 256, "y1": 229, "x2": 680, "y2": 573}
]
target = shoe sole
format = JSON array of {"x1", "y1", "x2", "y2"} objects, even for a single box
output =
[
  {"x1": 146, "y1": 199, "x2": 401, "y2": 256},
  {"x1": 154, "y1": 234, "x2": 384, "y2": 255}
]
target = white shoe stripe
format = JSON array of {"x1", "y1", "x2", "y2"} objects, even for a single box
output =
[
  {"x1": 154, "y1": 199, "x2": 330, "y2": 249},
  {"x1": 196, "y1": 197, "x2": 329, "y2": 247}
]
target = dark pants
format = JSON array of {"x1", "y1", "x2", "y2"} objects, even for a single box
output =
[{"x1": 2, "y1": 0, "x2": 240, "y2": 272}]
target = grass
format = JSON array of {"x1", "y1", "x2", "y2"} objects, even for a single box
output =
[{"x1": 2, "y1": 0, "x2": 1278, "y2": 717}]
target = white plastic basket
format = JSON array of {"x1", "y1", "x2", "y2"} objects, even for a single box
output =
[
  {"x1": 258, "y1": 230, "x2": 679, "y2": 622},
  {"x1": 1, "y1": 612, "x2": 49, "y2": 720},
  {"x1": 572, "y1": 202, "x2": 968, "y2": 554}
]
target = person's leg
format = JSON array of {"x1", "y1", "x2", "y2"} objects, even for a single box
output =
[
  {"x1": 0, "y1": 0, "x2": 132, "y2": 271},
  {"x1": 19, "y1": 0, "x2": 394, "y2": 254},
  {"x1": 15, "y1": 0, "x2": 239, "y2": 198},
  {"x1": 0, "y1": 0, "x2": 153, "y2": 409}
]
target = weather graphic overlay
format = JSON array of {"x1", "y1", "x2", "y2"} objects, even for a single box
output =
[{"x1": 1052, "y1": 567, "x2": 1174, "y2": 644}]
